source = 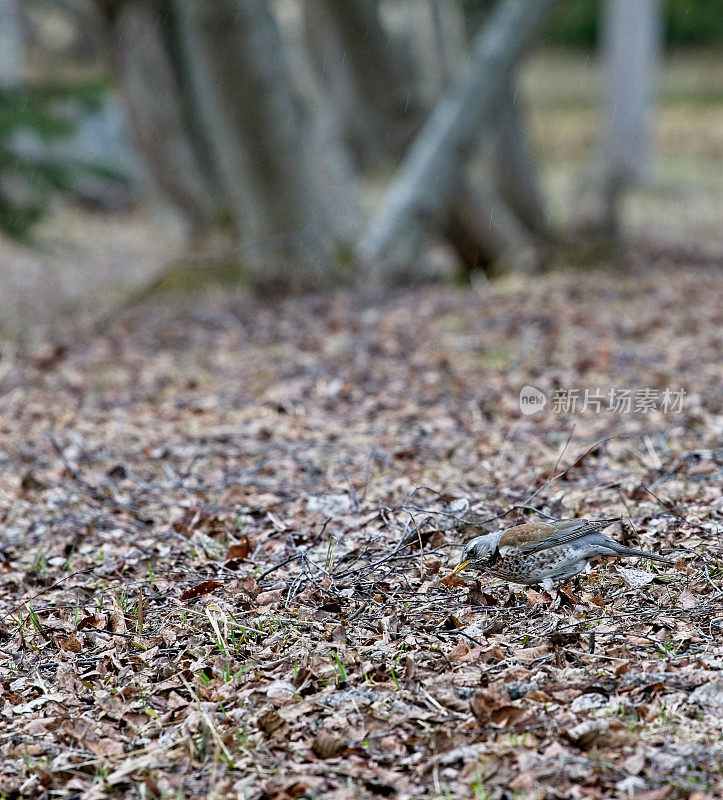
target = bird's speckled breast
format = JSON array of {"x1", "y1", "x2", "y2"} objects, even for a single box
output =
[{"x1": 488, "y1": 544, "x2": 586, "y2": 584}]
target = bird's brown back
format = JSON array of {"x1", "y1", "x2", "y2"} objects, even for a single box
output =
[{"x1": 499, "y1": 521, "x2": 559, "y2": 547}]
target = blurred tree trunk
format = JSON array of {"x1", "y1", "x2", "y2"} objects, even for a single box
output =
[
  {"x1": 598, "y1": 0, "x2": 661, "y2": 240},
  {"x1": 359, "y1": 0, "x2": 558, "y2": 280},
  {"x1": 101, "y1": 0, "x2": 357, "y2": 289},
  {"x1": 459, "y1": 0, "x2": 497, "y2": 38},
  {"x1": 425, "y1": 1, "x2": 548, "y2": 270},
  {"x1": 312, "y1": 0, "x2": 547, "y2": 278},
  {"x1": 301, "y1": 1, "x2": 388, "y2": 168},
  {"x1": 104, "y1": 1, "x2": 219, "y2": 229},
  {"x1": 0, "y1": 0, "x2": 23, "y2": 88},
  {"x1": 492, "y1": 87, "x2": 548, "y2": 238},
  {"x1": 171, "y1": 0, "x2": 355, "y2": 288},
  {"x1": 100, "y1": 0, "x2": 554, "y2": 289},
  {"x1": 304, "y1": 0, "x2": 421, "y2": 167},
  {"x1": 427, "y1": 0, "x2": 455, "y2": 92},
  {"x1": 446, "y1": 180, "x2": 540, "y2": 276},
  {"x1": 460, "y1": 3, "x2": 548, "y2": 239}
]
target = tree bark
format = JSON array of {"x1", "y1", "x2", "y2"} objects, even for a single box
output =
[
  {"x1": 171, "y1": 0, "x2": 356, "y2": 287},
  {"x1": 359, "y1": 0, "x2": 558, "y2": 279},
  {"x1": 492, "y1": 86, "x2": 548, "y2": 238},
  {"x1": 106, "y1": 2, "x2": 219, "y2": 229},
  {"x1": 0, "y1": 0, "x2": 23, "y2": 89},
  {"x1": 312, "y1": 0, "x2": 421, "y2": 165},
  {"x1": 599, "y1": 0, "x2": 661, "y2": 239}
]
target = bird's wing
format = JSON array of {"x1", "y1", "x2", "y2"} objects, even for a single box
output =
[{"x1": 500, "y1": 518, "x2": 620, "y2": 554}]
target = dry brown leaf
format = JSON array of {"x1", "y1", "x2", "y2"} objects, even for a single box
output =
[
  {"x1": 447, "y1": 642, "x2": 471, "y2": 662},
  {"x1": 563, "y1": 718, "x2": 608, "y2": 748},
  {"x1": 257, "y1": 588, "x2": 283, "y2": 606},
  {"x1": 76, "y1": 614, "x2": 105, "y2": 630},
  {"x1": 677, "y1": 587, "x2": 697, "y2": 609},
  {"x1": 109, "y1": 607, "x2": 127, "y2": 634},
  {"x1": 515, "y1": 644, "x2": 549, "y2": 663},
  {"x1": 179, "y1": 580, "x2": 222, "y2": 601},
  {"x1": 56, "y1": 633, "x2": 83, "y2": 653},
  {"x1": 311, "y1": 734, "x2": 346, "y2": 759},
  {"x1": 257, "y1": 708, "x2": 286, "y2": 736},
  {"x1": 441, "y1": 614, "x2": 465, "y2": 629},
  {"x1": 226, "y1": 537, "x2": 251, "y2": 561},
  {"x1": 439, "y1": 573, "x2": 467, "y2": 588},
  {"x1": 470, "y1": 688, "x2": 529, "y2": 729}
]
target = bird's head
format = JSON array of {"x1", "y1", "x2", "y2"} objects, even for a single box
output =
[{"x1": 451, "y1": 534, "x2": 497, "y2": 576}]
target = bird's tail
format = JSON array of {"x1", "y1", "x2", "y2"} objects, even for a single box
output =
[
  {"x1": 609, "y1": 544, "x2": 673, "y2": 564},
  {"x1": 589, "y1": 521, "x2": 673, "y2": 564}
]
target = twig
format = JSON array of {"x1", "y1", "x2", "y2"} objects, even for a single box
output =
[
  {"x1": 640, "y1": 485, "x2": 713, "y2": 535},
  {"x1": 256, "y1": 554, "x2": 301, "y2": 581},
  {"x1": 49, "y1": 434, "x2": 106, "y2": 501},
  {"x1": 1, "y1": 564, "x2": 100, "y2": 623},
  {"x1": 701, "y1": 561, "x2": 723, "y2": 597},
  {"x1": 347, "y1": 602, "x2": 369, "y2": 622}
]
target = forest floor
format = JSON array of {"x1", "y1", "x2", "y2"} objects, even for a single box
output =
[{"x1": 0, "y1": 260, "x2": 721, "y2": 799}]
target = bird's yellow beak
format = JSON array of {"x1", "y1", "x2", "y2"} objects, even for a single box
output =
[{"x1": 450, "y1": 559, "x2": 469, "y2": 576}]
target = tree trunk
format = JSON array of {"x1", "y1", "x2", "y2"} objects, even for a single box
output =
[
  {"x1": 445, "y1": 178, "x2": 541, "y2": 277},
  {"x1": 106, "y1": 2, "x2": 219, "y2": 229},
  {"x1": 599, "y1": 0, "x2": 661, "y2": 239},
  {"x1": 492, "y1": 86, "x2": 548, "y2": 238},
  {"x1": 172, "y1": 0, "x2": 355, "y2": 288},
  {"x1": 423, "y1": 2, "x2": 549, "y2": 269},
  {"x1": 461, "y1": 3, "x2": 548, "y2": 239},
  {"x1": 0, "y1": 0, "x2": 23, "y2": 89},
  {"x1": 359, "y1": 0, "x2": 558, "y2": 279},
  {"x1": 301, "y1": 0, "x2": 387, "y2": 167},
  {"x1": 315, "y1": 0, "x2": 421, "y2": 164},
  {"x1": 427, "y1": 0, "x2": 456, "y2": 92},
  {"x1": 313, "y1": 0, "x2": 546, "y2": 277}
]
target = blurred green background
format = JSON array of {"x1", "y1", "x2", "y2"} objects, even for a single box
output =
[{"x1": 547, "y1": 0, "x2": 723, "y2": 48}]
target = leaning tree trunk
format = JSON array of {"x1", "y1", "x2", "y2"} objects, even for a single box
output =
[
  {"x1": 458, "y1": 1, "x2": 549, "y2": 240},
  {"x1": 172, "y1": 0, "x2": 355, "y2": 288},
  {"x1": 428, "y1": 0, "x2": 548, "y2": 266},
  {"x1": 314, "y1": 0, "x2": 547, "y2": 277},
  {"x1": 301, "y1": 1, "x2": 382, "y2": 167},
  {"x1": 358, "y1": 0, "x2": 558, "y2": 280}
]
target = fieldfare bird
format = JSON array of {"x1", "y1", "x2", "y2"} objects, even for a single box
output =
[{"x1": 451, "y1": 517, "x2": 672, "y2": 590}]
